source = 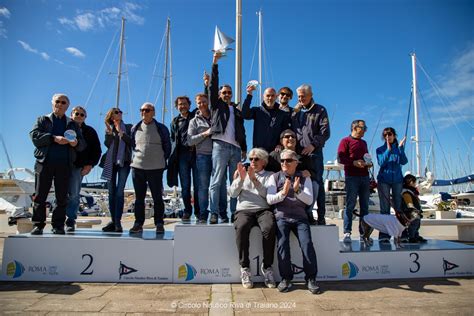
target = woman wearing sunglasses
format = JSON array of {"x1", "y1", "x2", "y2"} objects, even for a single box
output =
[
  {"x1": 100, "y1": 108, "x2": 132, "y2": 233},
  {"x1": 376, "y1": 127, "x2": 408, "y2": 243}
]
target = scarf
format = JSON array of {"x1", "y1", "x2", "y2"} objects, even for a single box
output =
[{"x1": 101, "y1": 121, "x2": 126, "y2": 181}]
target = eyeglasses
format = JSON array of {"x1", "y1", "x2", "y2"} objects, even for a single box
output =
[
  {"x1": 140, "y1": 108, "x2": 152, "y2": 113},
  {"x1": 249, "y1": 157, "x2": 260, "y2": 162},
  {"x1": 221, "y1": 91, "x2": 232, "y2": 95},
  {"x1": 55, "y1": 100, "x2": 67, "y2": 105},
  {"x1": 281, "y1": 158, "x2": 295, "y2": 164},
  {"x1": 384, "y1": 132, "x2": 393, "y2": 137},
  {"x1": 282, "y1": 135, "x2": 295, "y2": 139},
  {"x1": 74, "y1": 112, "x2": 85, "y2": 117},
  {"x1": 114, "y1": 110, "x2": 123, "y2": 114},
  {"x1": 356, "y1": 125, "x2": 367, "y2": 131},
  {"x1": 280, "y1": 92, "x2": 291, "y2": 97}
]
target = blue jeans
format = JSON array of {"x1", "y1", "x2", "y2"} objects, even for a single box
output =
[
  {"x1": 276, "y1": 218, "x2": 318, "y2": 281},
  {"x1": 66, "y1": 167, "x2": 83, "y2": 226},
  {"x1": 309, "y1": 150, "x2": 325, "y2": 221},
  {"x1": 196, "y1": 154, "x2": 212, "y2": 220},
  {"x1": 178, "y1": 149, "x2": 200, "y2": 217},
  {"x1": 377, "y1": 181, "x2": 403, "y2": 239},
  {"x1": 209, "y1": 140, "x2": 241, "y2": 219},
  {"x1": 107, "y1": 163, "x2": 130, "y2": 224},
  {"x1": 343, "y1": 176, "x2": 370, "y2": 234},
  {"x1": 132, "y1": 168, "x2": 165, "y2": 226}
]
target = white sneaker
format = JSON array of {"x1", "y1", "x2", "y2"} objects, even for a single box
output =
[
  {"x1": 343, "y1": 233, "x2": 352, "y2": 243},
  {"x1": 240, "y1": 267, "x2": 253, "y2": 289},
  {"x1": 260, "y1": 263, "x2": 276, "y2": 288}
]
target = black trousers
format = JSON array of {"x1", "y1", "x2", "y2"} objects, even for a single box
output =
[
  {"x1": 32, "y1": 162, "x2": 70, "y2": 229},
  {"x1": 234, "y1": 209, "x2": 276, "y2": 269},
  {"x1": 132, "y1": 168, "x2": 165, "y2": 226}
]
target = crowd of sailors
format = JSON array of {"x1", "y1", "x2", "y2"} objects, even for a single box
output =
[{"x1": 29, "y1": 52, "x2": 424, "y2": 293}]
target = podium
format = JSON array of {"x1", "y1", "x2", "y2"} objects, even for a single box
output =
[{"x1": 1, "y1": 224, "x2": 473, "y2": 283}]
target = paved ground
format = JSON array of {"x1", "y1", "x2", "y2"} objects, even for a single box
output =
[{"x1": 0, "y1": 214, "x2": 473, "y2": 315}]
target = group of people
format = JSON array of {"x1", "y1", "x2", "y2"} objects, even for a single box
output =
[{"x1": 29, "y1": 51, "x2": 422, "y2": 293}]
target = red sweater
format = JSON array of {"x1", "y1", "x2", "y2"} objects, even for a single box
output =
[{"x1": 337, "y1": 136, "x2": 369, "y2": 177}]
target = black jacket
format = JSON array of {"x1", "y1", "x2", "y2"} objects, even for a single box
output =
[
  {"x1": 104, "y1": 123, "x2": 133, "y2": 164},
  {"x1": 242, "y1": 99, "x2": 291, "y2": 153},
  {"x1": 74, "y1": 123, "x2": 102, "y2": 168},
  {"x1": 291, "y1": 99, "x2": 330, "y2": 151},
  {"x1": 30, "y1": 113, "x2": 86, "y2": 167},
  {"x1": 209, "y1": 63, "x2": 247, "y2": 153}
]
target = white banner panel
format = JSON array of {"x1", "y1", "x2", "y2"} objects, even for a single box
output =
[
  {"x1": 172, "y1": 224, "x2": 341, "y2": 283},
  {"x1": 1, "y1": 234, "x2": 174, "y2": 283}
]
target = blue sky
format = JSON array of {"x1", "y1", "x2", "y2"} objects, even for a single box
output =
[{"x1": 0, "y1": 0, "x2": 473, "y2": 185}]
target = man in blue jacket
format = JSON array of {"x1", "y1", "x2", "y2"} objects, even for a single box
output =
[
  {"x1": 29, "y1": 93, "x2": 85, "y2": 235},
  {"x1": 129, "y1": 102, "x2": 171, "y2": 234}
]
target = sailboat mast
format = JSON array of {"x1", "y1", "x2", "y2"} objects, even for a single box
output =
[
  {"x1": 115, "y1": 17, "x2": 126, "y2": 109},
  {"x1": 235, "y1": 0, "x2": 242, "y2": 105},
  {"x1": 411, "y1": 53, "x2": 422, "y2": 177},
  {"x1": 169, "y1": 29, "x2": 174, "y2": 123},
  {"x1": 162, "y1": 18, "x2": 171, "y2": 124},
  {"x1": 258, "y1": 10, "x2": 263, "y2": 105}
]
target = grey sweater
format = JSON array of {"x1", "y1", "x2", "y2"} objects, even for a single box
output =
[
  {"x1": 228, "y1": 169, "x2": 273, "y2": 213},
  {"x1": 187, "y1": 110, "x2": 213, "y2": 155}
]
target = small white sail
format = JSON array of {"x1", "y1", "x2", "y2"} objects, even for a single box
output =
[{"x1": 213, "y1": 26, "x2": 235, "y2": 54}]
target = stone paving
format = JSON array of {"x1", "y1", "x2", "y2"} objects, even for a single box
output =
[{"x1": 0, "y1": 214, "x2": 473, "y2": 315}]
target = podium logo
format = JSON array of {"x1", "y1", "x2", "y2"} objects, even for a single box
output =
[
  {"x1": 119, "y1": 262, "x2": 138, "y2": 279},
  {"x1": 6, "y1": 260, "x2": 25, "y2": 278},
  {"x1": 342, "y1": 261, "x2": 359, "y2": 279},
  {"x1": 178, "y1": 263, "x2": 197, "y2": 281},
  {"x1": 443, "y1": 258, "x2": 459, "y2": 275}
]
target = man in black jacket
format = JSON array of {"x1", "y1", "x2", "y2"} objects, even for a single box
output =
[
  {"x1": 241, "y1": 87, "x2": 291, "y2": 153},
  {"x1": 29, "y1": 93, "x2": 85, "y2": 235},
  {"x1": 206, "y1": 52, "x2": 249, "y2": 224},
  {"x1": 65, "y1": 106, "x2": 101, "y2": 232}
]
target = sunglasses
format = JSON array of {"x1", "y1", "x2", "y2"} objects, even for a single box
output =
[
  {"x1": 221, "y1": 91, "x2": 232, "y2": 95},
  {"x1": 140, "y1": 108, "x2": 152, "y2": 113},
  {"x1": 280, "y1": 92, "x2": 291, "y2": 97},
  {"x1": 384, "y1": 132, "x2": 394, "y2": 137},
  {"x1": 74, "y1": 112, "x2": 85, "y2": 117},
  {"x1": 249, "y1": 157, "x2": 260, "y2": 162},
  {"x1": 282, "y1": 135, "x2": 295, "y2": 139},
  {"x1": 114, "y1": 110, "x2": 123, "y2": 114},
  {"x1": 55, "y1": 100, "x2": 67, "y2": 105},
  {"x1": 281, "y1": 158, "x2": 295, "y2": 164},
  {"x1": 357, "y1": 125, "x2": 368, "y2": 131}
]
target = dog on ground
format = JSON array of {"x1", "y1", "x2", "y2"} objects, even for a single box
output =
[{"x1": 353, "y1": 209, "x2": 420, "y2": 248}]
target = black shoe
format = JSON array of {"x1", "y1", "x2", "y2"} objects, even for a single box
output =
[
  {"x1": 417, "y1": 236, "x2": 428, "y2": 243},
  {"x1": 198, "y1": 219, "x2": 208, "y2": 224},
  {"x1": 317, "y1": 218, "x2": 326, "y2": 226},
  {"x1": 129, "y1": 224, "x2": 143, "y2": 234},
  {"x1": 182, "y1": 213, "x2": 191, "y2": 222},
  {"x1": 66, "y1": 225, "x2": 75, "y2": 233},
  {"x1": 379, "y1": 238, "x2": 391, "y2": 244},
  {"x1": 277, "y1": 279, "x2": 292, "y2": 293},
  {"x1": 409, "y1": 237, "x2": 422, "y2": 243},
  {"x1": 31, "y1": 226, "x2": 43, "y2": 235},
  {"x1": 52, "y1": 227, "x2": 65, "y2": 235},
  {"x1": 221, "y1": 217, "x2": 230, "y2": 224},
  {"x1": 307, "y1": 278, "x2": 321, "y2": 294},
  {"x1": 115, "y1": 223, "x2": 123, "y2": 233},
  {"x1": 231, "y1": 214, "x2": 235, "y2": 223},
  {"x1": 102, "y1": 221, "x2": 116, "y2": 232},
  {"x1": 209, "y1": 214, "x2": 218, "y2": 225},
  {"x1": 156, "y1": 223, "x2": 165, "y2": 234},
  {"x1": 308, "y1": 217, "x2": 317, "y2": 226}
]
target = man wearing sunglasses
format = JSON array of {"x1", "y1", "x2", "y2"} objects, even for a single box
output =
[
  {"x1": 278, "y1": 87, "x2": 293, "y2": 113},
  {"x1": 337, "y1": 119, "x2": 372, "y2": 243},
  {"x1": 229, "y1": 148, "x2": 276, "y2": 289},
  {"x1": 204, "y1": 52, "x2": 249, "y2": 224},
  {"x1": 129, "y1": 103, "x2": 171, "y2": 234},
  {"x1": 29, "y1": 94, "x2": 86, "y2": 235},
  {"x1": 291, "y1": 84, "x2": 330, "y2": 226},
  {"x1": 241, "y1": 87, "x2": 291, "y2": 153},
  {"x1": 65, "y1": 106, "x2": 102, "y2": 232},
  {"x1": 266, "y1": 149, "x2": 320, "y2": 294}
]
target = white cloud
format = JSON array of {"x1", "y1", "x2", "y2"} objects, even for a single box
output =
[
  {"x1": 0, "y1": 7, "x2": 11, "y2": 18},
  {"x1": 0, "y1": 21, "x2": 6, "y2": 38},
  {"x1": 17, "y1": 40, "x2": 50, "y2": 60},
  {"x1": 58, "y1": 2, "x2": 145, "y2": 32},
  {"x1": 65, "y1": 47, "x2": 86, "y2": 58}
]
